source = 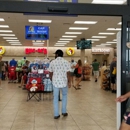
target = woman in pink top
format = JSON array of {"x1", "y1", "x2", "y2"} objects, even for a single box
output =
[{"x1": 73, "y1": 59, "x2": 82, "y2": 90}]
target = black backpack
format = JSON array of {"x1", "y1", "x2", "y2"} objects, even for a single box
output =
[{"x1": 74, "y1": 68, "x2": 78, "y2": 75}]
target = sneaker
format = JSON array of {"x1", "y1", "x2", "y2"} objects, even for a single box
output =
[
  {"x1": 54, "y1": 115, "x2": 60, "y2": 119},
  {"x1": 62, "y1": 113, "x2": 68, "y2": 117}
]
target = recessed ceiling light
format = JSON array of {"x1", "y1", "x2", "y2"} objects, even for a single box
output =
[
  {"x1": 107, "y1": 28, "x2": 121, "y2": 31},
  {"x1": 59, "y1": 38, "x2": 73, "y2": 40},
  {"x1": 92, "y1": 0, "x2": 126, "y2": 4},
  {"x1": 0, "y1": 30, "x2": 12, "y2": 33},
  {"x1": 74, "y1": 21, "x2": 97, "y2": 24},
  {"x1": 92, "y1": 36, "x2": 107, "y2": 38},
  {"x1": 6, "y1": 40, "x2": 19, "y2": 42},
  {"x1": 57, "y1": 41, "x2": 70, "y2": 43},
  {"x1": 106, "y1": 42, "x2": 117, "y2": 43},
  {"x1": 9, "y1": 42, "x2": 21, "y2": 44},
  {"x1": 3, "y1": 37, "x2": 18, "y2": 39},
  {"x1": 0, "y1": 18, "x2": 4, "y2": 21},
  {"x1": 118, "y1": 22, "x2": 122, "y2": 25},
  {"x1": 69, "y1": 27, "x2": 88, "y2": 30},
  {"x1": 54, "y1": 45, "x2": 65, "y2": 46},
  {"x1": 87, "y1": 39, "x2": 100, "y2": 41},
  {"x1": 0, "y1": 34, "x2": 15, "y2": 36},
  {"x1": 98, "y1": 32, "x2": 115, "y2": 35},
  {"x1": 0, "y1": 25, "x2": 9, "y2": 28},
  {"x1": 62, "y1": 35, "x2": 77, "y2": 38},
  {"x1": 28, "y1": 19, "x2": 52, "y2": 23},
  {"x1": 65, "y1": 32, "x2": 82, "y2": 34},
  {"x1": 11, "y1": 44, "x2": 22, "y2": 46}
]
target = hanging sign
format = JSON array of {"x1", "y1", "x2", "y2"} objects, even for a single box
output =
[
  {"x1": 0, "y1": 46, "x2": 5, "y2": 55},
  {"x1": 92, "y1": 48, "x2": 110, "y2": 54},
  {"x1": 66, "y1": 48, "x2": 74, "y2": 56}
]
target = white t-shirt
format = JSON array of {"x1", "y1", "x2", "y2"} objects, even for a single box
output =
[
  {"x1": 70, "y1": 61, "x2": 77, "y2": 72},
  {"x1": 48, "y1": 57, "x2": 71, "y2": 88}
]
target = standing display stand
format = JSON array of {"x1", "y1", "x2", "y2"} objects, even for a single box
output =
[
  {"x1": 82, "y1": 64, "x2": 91, "y2": 81},
  {"x1": 26, "y1": 58, "x2": 53, "y2": 101}
]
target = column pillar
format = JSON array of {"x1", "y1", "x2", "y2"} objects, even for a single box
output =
[{"x1": 80, "y1": 49, "x2": 85, "y2": 65}]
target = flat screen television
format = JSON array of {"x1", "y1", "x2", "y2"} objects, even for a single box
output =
[
  {"x1": 76, "y1": 39, "x2": 92, "y2": 49},
  {"x1": 25, "y1": 26, "x2": 49, "y2": 40}
]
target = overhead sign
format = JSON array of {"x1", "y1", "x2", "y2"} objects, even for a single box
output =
[
  {"x1": 27, "y1": 0, "x2": 78, "y2": 3},
  {"x1": 25, "y1": 26, "x2": 49, "y2": 40},
  {"x1": 92, "y1": 48, "x2": 110, "y2": 53},
  {"x1": 0, "y1": 46, "x2": 5, "y2": 55},
  {"x1": 66, "y1": 48, "x2": 75, "y2": 56}
]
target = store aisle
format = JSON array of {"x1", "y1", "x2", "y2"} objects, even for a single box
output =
[{"x1": 0, "y1": 78, "x2": 116, "y2": 130}]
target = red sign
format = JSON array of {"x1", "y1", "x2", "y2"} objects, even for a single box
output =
[{"x1": 25, "y1": 48, "x2": 47, "y2": 55}]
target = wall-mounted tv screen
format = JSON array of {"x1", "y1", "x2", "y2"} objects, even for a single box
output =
[
  {"x1": 76, "y1": 40, "x2": 92, "y2": 49},
  {"x1": 25, "y1": 26, "x2": 49, "y2": 40}
]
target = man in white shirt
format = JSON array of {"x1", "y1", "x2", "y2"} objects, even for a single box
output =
[{"x1": 49, "y1": 49, "x2": 71, "y2": 119}]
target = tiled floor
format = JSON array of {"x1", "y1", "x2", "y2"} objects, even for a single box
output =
[{"x1": 0, "y1": 77, "x2": 116, "y2": 130}]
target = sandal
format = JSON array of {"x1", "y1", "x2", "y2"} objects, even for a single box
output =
[{"x1": 73, "y1": 85, "x2": 77, "y2": 90}]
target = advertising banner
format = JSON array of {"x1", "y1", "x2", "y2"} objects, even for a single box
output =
[{"x1": 25, "y1": 26, "x2": 49, "y2": 40}]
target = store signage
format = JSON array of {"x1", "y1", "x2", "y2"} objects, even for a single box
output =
[
  {"x1": 25, "y1": 48, "x2": 47, "y2": 54},
  {"x1": 92, "y1": 48, "x2": 110, "y2": 53},
  {"x1": 0, "y1": 46, "x2": 5, "y2": 55},
  {"x1": 25, "y1": 26, "x2": 49, "y2": 40},
  {"x1": 66, "y1": 48, "x2": 74, "y2": 56},
  {"x1": 27, "y1": 0, "x2": 78, "y2": 3}
]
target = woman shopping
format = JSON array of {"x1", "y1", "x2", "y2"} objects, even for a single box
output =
[{"x1": 73, "y1": 59, "x2": 82, "y2": 90}]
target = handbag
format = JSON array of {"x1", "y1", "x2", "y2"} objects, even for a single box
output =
[{"x1": 112, "y1": 67, "x2": 116, "y2": 75}]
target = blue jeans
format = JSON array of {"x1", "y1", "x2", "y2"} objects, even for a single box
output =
[{"x1": 53, "y1": 86, "x2": 68, "y2": 116}]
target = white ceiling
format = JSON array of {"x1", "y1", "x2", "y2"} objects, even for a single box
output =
[{"x1": 0, "y1": 12, "x2": 121, "y2": 48}]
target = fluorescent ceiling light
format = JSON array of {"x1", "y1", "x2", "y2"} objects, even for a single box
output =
[
  {"x1": 0, "y1": 18, "x2": 4, "y2": 21},
  {"x1": 0, "y1": 25, "x2": 9, "y2": 28},
  {"x1": 62, "y1": 35, "x2": 77, "y2": 38},
  {"x1": 98, "y1": 32, "x2": 115, "y2": 35},
  {"x1": 87, "y1": 39, "x2": 100, "y2": 41},
  {"x1": 0, "y1": 34, "x2": 15, "y2": 36},
  {"x1": 28, "y1": 19, "x2": 52, "y2": 23},
  {"x1": 11, "y1": 44, "x2": 22, "y2": 46},
  {"x1": 96, "y1": 45, "x2": 104, "y2": 47},
  {"x1": 56, "y1": 43, "x2": 67, "y2": 44},
  {"x1": 0, "y1": 30, "x2": 12, "y2": 33},
  {"x1": 9, "y1": 42, "x2": 21, "y2": 44},
  {"x1": 92, "y1": 0, "x2": 126, "y2": 5},
  {"x1": 33, "y1": 43, "x2": 44, "y2": 45},
  {"x1": 3, "y1": 37, "x2": 18, "y2": 39},
  {"x1": 92, "y1": 36, "x2": 107, "y2": 38},
  {"x1": 60, "y1": 38, "x2": 73, "y2": 40},
  {"x1": 65, "y1": 32, "x2": 82, "y2": 34},
  {"x1": 32, "y1": 40, "x2": 44, "y2": 42},
  {"x1": 107, "y1": 28, "x2": 121, "y2": 31},
  {"x1": 74, "y1": 21, "x2": 97, "y2": 24},
  {"x1": 33, "y1": 44, "x2": 43, "y2": 46},
  {"x1": 6, "y1": 40, "x2": 19, "y2": 42},
  {"x1": 106, "y1": 42, "x2": 117, "y2": 43},
  {"x1": 101, "y1": 43, "x2": 111, "y2": 45},
  {"x1": 113, "y1": 39, "x2": 117, "y2": 41},
  {"x1": 54, "y1": 45, "x2": 65, "y2": 46},
  {"x1": 57, "y1": 41, "x2": 70, "y2": 43},
  {"x1": 69, "y1": 27, "x2": 88, "y2": 30},
  {"x1": 118, "y1": 22, "x2": 122, "y2": 25}
]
